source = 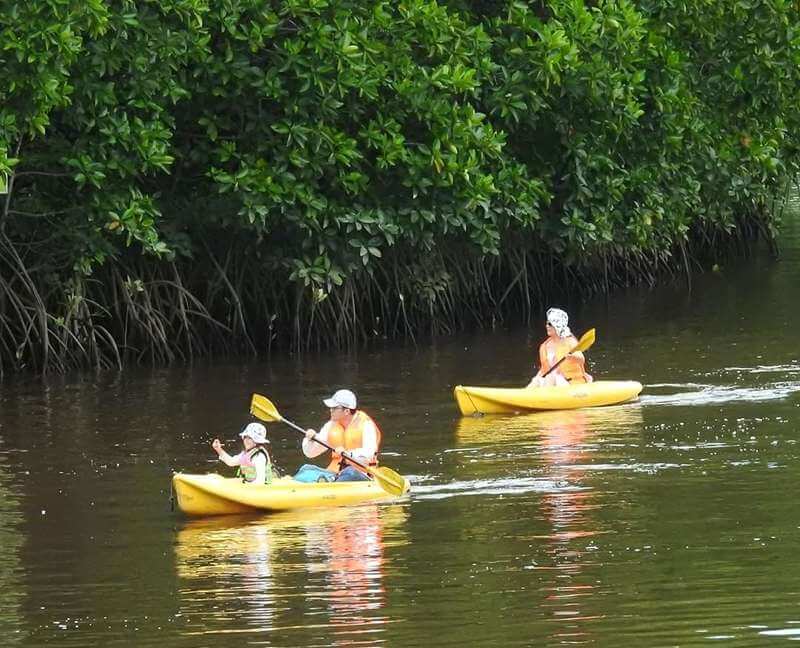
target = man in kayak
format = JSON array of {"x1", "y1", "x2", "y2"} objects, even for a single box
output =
[
  {"x1": 528, "y1": 307, "x2": 593, "y2": 387},
  {"x1": 211, "y1": 422, "x2": 273, "y2": 484},
  {"x1": 293, "y1": 389, "x2": 382, "y2": 483}
]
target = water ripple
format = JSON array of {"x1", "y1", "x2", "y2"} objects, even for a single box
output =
[
  {"x1": 412, "y1": 476, "x2": 584, "y2": 500},
  {"x1": 722, "y1": 363, "x2": 800, "y2": 374},
  {"x1": 641, "y1": 382, "x2": 800, "y2": 406}
]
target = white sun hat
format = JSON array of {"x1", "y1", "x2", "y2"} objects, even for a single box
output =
[
  {"x1": 239, "y1": 422, "x2": 268, "y2": 444},
  {"x1": 323, "y1": 389, "x2": 357, "y2": 410},
  {"x1": 546, "y1": 307, "x2": 572, "y2": 338}
]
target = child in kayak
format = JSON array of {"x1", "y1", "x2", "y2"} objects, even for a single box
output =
[
  {"x1": 528, "y1": 307, "x2": 593, "y2": 387},
  {"x1": 211, "y1": 422, "x2": 273, "y2": 484}
]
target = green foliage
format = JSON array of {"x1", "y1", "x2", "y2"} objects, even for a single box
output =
[
  {"x1": 191, "y1": 0, "x2": 543, "y2": 282},
  {"x1": 1, "y1": 0, "x2": 799, "y2": 372}
]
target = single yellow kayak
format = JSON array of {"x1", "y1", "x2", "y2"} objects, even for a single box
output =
[
  {"x1": 453, "y1": 380, "x2": 643, "y2": 415},
  {"x1": 172, "y1": 473, "x2": 411, "y2": 517}
]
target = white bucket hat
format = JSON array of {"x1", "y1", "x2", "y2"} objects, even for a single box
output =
[
  {"x1": 240, "y1": 422, "x2": 268, "y2": 444},
  {"x1": 546, "y1": 307, "x2": 572, "y2": 338},
  {"x1": 323, "y1": 389, "x2": 357, "y2": 410}
]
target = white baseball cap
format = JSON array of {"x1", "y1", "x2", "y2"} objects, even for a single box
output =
[
  {"x1": 323, "y1": 389, "x2": 357, "y2": 410},
  {"x1": 239, "y1": 422, "x2": 268, "y2": 444}
]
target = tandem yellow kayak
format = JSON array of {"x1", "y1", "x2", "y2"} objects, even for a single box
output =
[
  {"x1": 172, "y1": 473, "x2": 411, "y2": 517},
  {"x1": 453, "y1": 380, "x2": 643, "y2": 416}
]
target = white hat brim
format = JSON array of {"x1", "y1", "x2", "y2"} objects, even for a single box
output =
[{"x1": 240, "y1": 431, "x2": 269, "y2": 444}]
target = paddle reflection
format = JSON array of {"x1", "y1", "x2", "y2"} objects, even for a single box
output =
[
  {"x1": 175, "y1": 503, "x2": 409, "y2": 643},
  {"x1": 456, "y1": 405, "x2": 644, "y2": 644}
]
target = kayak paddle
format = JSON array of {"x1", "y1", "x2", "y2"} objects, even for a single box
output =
[
  {"x1": 249, "y1": 393, "x2": 408, "y2": 497},
  {"x1": 541, "y1": 328, "x2": 596, "y2": 379}
]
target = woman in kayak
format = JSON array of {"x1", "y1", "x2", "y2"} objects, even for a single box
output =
[
  {"x1": 294, "y1": 388, "x2": 382, "y2": 483},
  {"x1": 528, "y1": 307, "x2": 593, "y2": 387},
  {"x1": 211, "y1": 422, "x2": 273, "y2": 484}
]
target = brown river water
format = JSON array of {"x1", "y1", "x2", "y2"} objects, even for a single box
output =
[{"x1": 0, "y1": 205, "x2": 799, "y2": 646}]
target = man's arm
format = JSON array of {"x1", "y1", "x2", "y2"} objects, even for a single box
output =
[{"x1": 302, "y1": 421, "x2": 331, "y2": 458}]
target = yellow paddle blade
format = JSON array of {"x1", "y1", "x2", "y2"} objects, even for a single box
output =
[
  {"x1": 370, "y1": 465, "x2": 409, "y2": 497},
  {"x1": 574, "y1": 328, "x2": 596, "y2": 353},
  {"x1": 250, "y1": 393, "x2": 283, "y2": 423}
]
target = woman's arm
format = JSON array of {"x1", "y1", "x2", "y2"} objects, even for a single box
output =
[
  {"x1": 571, "y1": 350, "x2": 593, "y2": 381},
  {"x1": 527, "y1": 341, "x2": 550, "y2": 386},
  {"x1": 538, "y1": 341, "x2": 551, "y2": 374}
]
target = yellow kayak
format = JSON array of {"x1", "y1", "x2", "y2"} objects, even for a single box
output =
[
  {"x1": 172, "y1": 473, "x2": 411, "y2": 517},
  {"x1": 453, "y1": 380, "x2": 643, "y2": 415}
]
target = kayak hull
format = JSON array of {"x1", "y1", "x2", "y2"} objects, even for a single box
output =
[
  {"x1": 453, "y1": 380, "x2": 643, "y2": 415},
  {"x1": 172, "y1": 473, "x2": 410, "y2": 517}
]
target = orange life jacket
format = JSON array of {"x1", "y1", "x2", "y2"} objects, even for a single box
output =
[
  {"x1": 547, "y1": 338, "x2": 589, "y2": 384},
  {"x1": 325, "y1": 410, "x2": 382, "y2": 473}
]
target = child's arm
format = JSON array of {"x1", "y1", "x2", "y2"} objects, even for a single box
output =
[{"x1": 211, "y1": 439, "x2": 240, "y2": 467}]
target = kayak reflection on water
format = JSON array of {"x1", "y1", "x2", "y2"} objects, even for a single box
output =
[
  {"x1": 455, "y1": 405, "x2": 646, "y2": 643},
  {"x1": 535, "y1": 410, "x2": 604, "y2": 643},
  {"x1": 454, "y1": 404, "x2": 644, "y2": 445},
  {"x1": 174, "y1": 504, "x2": 409, "y2": 642}
]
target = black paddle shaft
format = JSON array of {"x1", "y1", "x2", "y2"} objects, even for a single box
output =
[{"x1": 542, "y1": 353, "x2": 570, "y2": 379}]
